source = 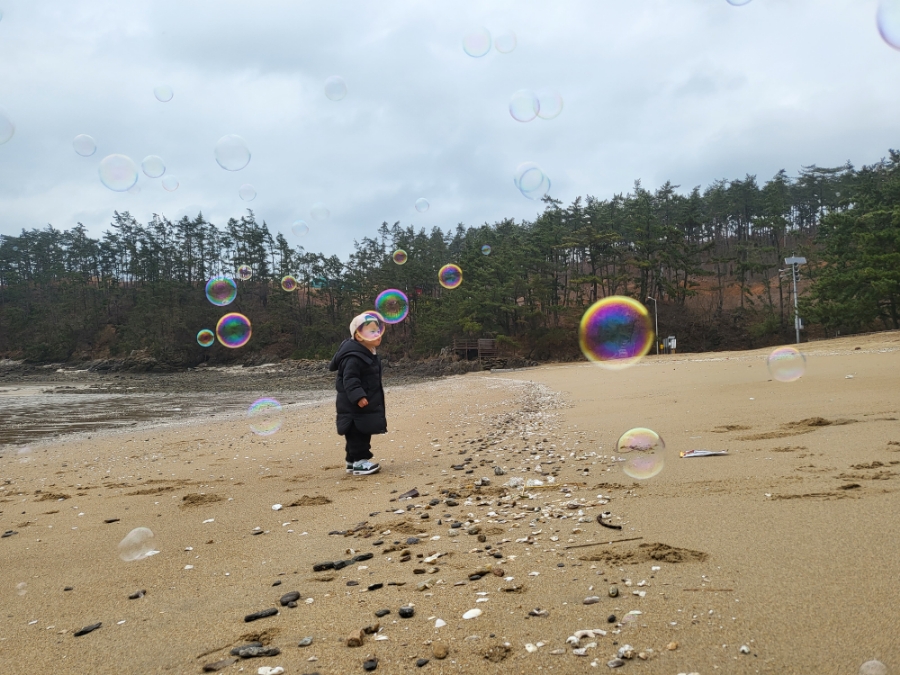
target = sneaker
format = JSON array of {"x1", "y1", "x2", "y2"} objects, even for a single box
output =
[
  {"x1": 351, "y1": 460, "x2": 380, "y2": 476},
  {"x1": 346, "y1": 462, "x2": 354, "y2": 473}
]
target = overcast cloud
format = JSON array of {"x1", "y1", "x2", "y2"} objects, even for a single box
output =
[{"x1": 0, "y1": 0, "x2": 897, "y2": 258}]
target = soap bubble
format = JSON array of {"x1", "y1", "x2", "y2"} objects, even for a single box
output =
[
  {"x1": 439, "y1": 264, "x2": 463, "y2": 290},
  {"x1": 617, "y1": 428, "x2": 665, "y2": 480},
  {"x1": 878, "y1": 0, "x2": 900, "y2": 49},
  {"x1": 216, "y1": 313, "x2": 252, "y2": 348},
  {"x1": 356, "y1": 312, "x2": 386, "y2": 340},
  {"x1": 16, "y1": 582, "x2": 27, "y2": 596},
  {"x1": 375, "y1": 289, "x2": 410, "y2": 324},
  {"x1": 324, "y1": 76, "x2": 347, "y2": 101},
  {"x1": 310, "y1": 202, "x2": 330, "y2": 221},
  {"x1": 141, "y1": 155, "x2": 165, "y2": 178},
  {"x1": 153, "y1": 85, "x2": 174, "y2": 102},
  {"x1": 237, "y1": 265, "x2": 252, "y2": 281},
  {"x1": 494, "y1": 30, "x2": 517, "y2": 53},
  {"x1": 161, "y1": 175, "x2": 179, "y2": 192},
  {"x1": 462, "y1": 28, "x2": 492, "y2": 57},
  {"x1": 726, "y1": 0, "x2": 752, "y2": 5},
  {"x1": 766, "y1": 346, "x2": 806, "y2": 383},
  {"x1": 118, "y1": 527, "x2": 157, "y2": 562},
  {"x1": 205, "y1": 275, "x2": 237, "y2": 306},
  {"x1": 214, "y1": 135, "x2": 251, "y2": 171},
  {"x1": 536, "y1": 89, "x2": 564, "y2": 120},
  {"x1": 509, "y1": 89, "x2": 540, "y2": 122},
  {"x1": 415, "y1": 198, "x2": 430, "y2": 213},
  {"x1": 73, "y1": 134, "x2": 96, "y2": 157},
  {"x1": 578, "y1": 296, "x2": 654, "y2": 370},
  {"x1": 291, "y1": 220, "x2": 309, "y2": 237},
  {"x1": 0, "y1": 107, "x2": 13, "y2": 145},
  {"x1": 248, "y1": 398, "x2": 283, "y2": 436},
  {"x1": 859, "y1": 661, "x2": 888, "y2": 675},
  {"x1": 196, "y1": 329, "x2": 215, "y2": 347},
  {"x1": 481, "y1": 245, "x2": 492, "y2": 256},
  {"x1": 98, "y1": 154, "x2": 139, "y2": 192},
  {"x1": 392, "y1": 249, "x2": 408, "y2": 265},
  {"x1": 238, "y1": 184, "x2": 256, "y2": 201},
  {"x1": 514, "y1": 161, "x2": 551, "y2": 200},
  {"x1": 281, "y1": 275, "x2": 298, "y2": 292}
]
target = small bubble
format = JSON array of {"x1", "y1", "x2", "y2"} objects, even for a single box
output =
[
  {"x1": 73, "y1": 134, "x2": 96, "y2": 157},
  {"x1": 324, "y1": 76, "x2": 347, "y2": 101},
  {"x1": 153, "y1": 85, "x2": 174, "y2": 102}
]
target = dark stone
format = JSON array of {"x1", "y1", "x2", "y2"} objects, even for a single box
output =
[
  {"x1": 103, "y1": 518, "x2": 120, "y2": 524},
  {"x1": 252, "y1": 529, "x2": 264, "y2": 535},
  {"x1": 231, "y1": 642, "x2": 262, "y2": 655},
  {"x1": 328, "y1": 530, "x2": 346, "y2": 535},
  {"x1": 399, "y1": 606, "x2": 415, "y2": 618},
  {"x1": 608, "y1": 614, "x2": 617, "y2": 623},
  {"x1": 468, "y1": 574, "x2": 483, "y2": 581},
  {"x1": 373, "y1": 540, "x2": 384, "y2": 546},
  {"x1": 492, "y1": 552, "x2": 503, "y2": 559},
  {"x1": 287, "y1": 601, "x2": 298, "y2": 608},
  {"x1": 367, "y1": 583, "x2": 383, "y2": 591},
  {"x1": 243, "y1": 608, "x2": 278, "y2": 622},
  {"x1": 280, "y1": 591, "x2": 301, "y2": 606},
  {"x1": 333, "y1": 559, "x2": 350, "y2": 570},
  {"x1": 398, "y1": 488, "x2": 419, "y2": 500},
  {"x1": 451, "y1": 523, "x2": 462, "y2": 529},
  {"x1": 313, "y1": 561, "x2": 335, "y2": 572},
  {"x1": 347, "y1": 580, "x2": 359, "y2": 586},
  {"x1": 2, "y1": 530, "x2": 18, "y2": 538},
  {"x1": 420, "y1": 513, "x2": 429, "y2": 519},
  {"x1": 128, "y1": 590, "x2": 146, "y2": 599},
  {"x1": 374, "y1": 609, "x2": 391, "y2": 617},
  {"x1": 445, "y1": 499, "x2": 458, "y2": 506},
  {"x1": 352, "y1": 552, "x2": 374, "y2": 562},
  {"x1": 416, "y1": 658, "x2": 429, "y2": 667},
  {"x1": 428, "y1": 499, "x2": 440, "y2": 506},
  {"x1": 64, "y1": 586, "x2": 73, "y2": 591},
  {"x1": 406, "y1": 537, "x2": 420, "y2": 545},
  {"x1": 237, "y1": 646, "x2": 281, "y2": 658},
  {"x1": 413, "y1": 568, "x2": 426, "y2": 575},
  {"x1": 203, "y1": 657, "x2": 238, "y2": 671},
  {"x1": 272, "y1": 580, "x2": 282, "y2": 587},
  {"x1": 363, "y1": 658, "x2": 378, "y2": 671},
  {"x1": 557, "y1": 563, "x2": 565, "y2": 567},
  {"x1": 74, "y1": 622, "x2": 102, "y2": 637},
  {"x1": 477, "y1": 534, "x2": 487, "y2": 543}
]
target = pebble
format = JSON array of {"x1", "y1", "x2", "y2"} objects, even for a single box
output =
[
  {"x1": 666, "y1": 641, "x2": 679, "y2": 651},
  {"x1": 64, "y1": 586, "x2": 73, "y2": 591},
  {"x1": 244, "y1": 608, "x2": 278, "y2": 622},
  {"x1": 363, "y1": 658, "x2": 378, "y2": 671},
  {"x1": 203, "y1": 657, "x2": 238, "y2": 672},
  {"x1": 416, "y1": 658, "x2": 429, "y2": 667},
  {"x1": 368, "y1": 583, "x2": 384, "y2": 591},
  {"x1": 298, "y1": 637, "x2": 313, "y2": 647},
  {"x1": 287, "y1": 601, "x2": 298, "y2": 608},
  {"x1": 2, "y1": 530, "x2": 18, "y2": 538},
  {"x1": 272, "y1": 580, "x2": 282, "y2": 587},
  {"x1": 231, "y1": 643, "x2": 263, "y2": 655},
  {"x1": 432, "y1": 642, "x2": 449, "y2": 659},
  {"x1": 462, "y1": 609, "x2": 482, "y2": 620},
  {"x1": 257, "y1": 668, "x2": 284, "y2": 675},
  {"x1": 128, "y1": 590, "x2": 146, "y2": 600},
  {"x1": 740, "y1": 645, "x2": 750, "y2": 654},
  {"x1": 607, "y1": 614, "x2": 616, "y2": 623},
  {"x1": 237, "y1": 646, "x2": 281, "y2": 659},
  {"x1": 406, "y1": 537, "x2": 420, "y2": 545},
  {"x1": 607, "y1": 658, "x2": 625, "y2": 668},
  {"x1": 272, "y1": 504, "x2": 282, "y2": 511},
  {"x1": 528, "y1": 608, "x2": 549, "y2": 617},
  {"x1": 434, "y1": 619, "x2": 446, "y2": 628},
  {"x1": 608, "y1": 586, "x2": 619, "y2": 597},
  {"x1": 583, "y1": 596, "x2": 600, "y2": 605},
  {"x1": 346, "y1": 630, "x2": 364, "y2": 647},
  {"x1": 399, "y1": 606, "x2": 415, "y2": 618},
  {"x1": 280, "y1": 592, "x2": 301, "y2": 607},
  {"x1": 74, "y1": 622, "x2": 101, "y2": 637},
  {"x1": 374, "y1": 609, "x2": 391, "y2": 618},
  {"x1": 103, "y1": 518, "x2": 120, "y2": 524}
]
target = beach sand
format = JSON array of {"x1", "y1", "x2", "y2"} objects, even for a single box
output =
[{"x1": 1, "y1": 334, "x2": 898, "y2": 675}]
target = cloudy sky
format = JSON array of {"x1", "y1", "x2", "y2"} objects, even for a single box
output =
[{"x1": 0, "y1": 0, "x2": 898, "y2": 258}]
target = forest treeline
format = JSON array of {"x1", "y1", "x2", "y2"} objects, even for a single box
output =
[{"x1": 1, "y1": 150, "x2": 899, "y2": 365}]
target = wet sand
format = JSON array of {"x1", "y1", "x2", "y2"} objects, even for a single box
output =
[{"x1": 1, "y1": 334, "x2": 898, "y2": 674}]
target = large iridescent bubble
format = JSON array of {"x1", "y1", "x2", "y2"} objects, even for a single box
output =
[
  {"x1": 118, "y1": 527, "x2": 158, "y2": 562},
  {"x1": 214, "y1": 135, "x2": 251, "y2": 171},
  {"x1": 617, "y1": 428, "x2": 665, "y2": 480},
  {"x1": 439, "y1": 264, "x2": 462, "y2": 289},
  {"x1": 248, "y1": 398, "x2": 283, "y2": 436},
  {"x1": 375, "y1": 289, "x2": 410, "y2": 324},
  {"x1": 509, "y1": 89, "x2": 540, "y2": 123},
  {"x1": 392, "y1": 249, "x2": 408, "y2": 265},
  {"x1": 196, "y1": 329, "x2": 215, "y2": 347},
  {"x1": 356, "y1": 311, "x2": 386, "y2": 340},
  {"x1": 216, "y1": 313, "x2": 252, "y2": 348},
  {"x1": 141, "y1": 155, "x2": 165, "y2": 178},
  {"x1": 205, "y1": 275, "x2": 237, "y2": 306},
  {"x1": 99, "y1": 154, "x2": 139, "y2": 192},
  {"x1": 878, "y1": 0, "x2": 900, "y2": 49},
  {"x1": 514, "y1": 161, "x2": 551, "y2": 200},
  {"x1": 767, "y1": 347, "x2": 806, "y2": 383},
  {"x1": 281, "y1": 275, "x2": 298, "y2": 292},
  {"x1": 579, "y1": 296, "x2": 654, "y2": 370}
]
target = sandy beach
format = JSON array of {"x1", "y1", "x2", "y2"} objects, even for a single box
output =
[{"x1": 2, "y1": 334, "x2": 899, "y2": 675}]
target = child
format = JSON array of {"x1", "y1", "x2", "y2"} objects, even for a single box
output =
[{"x1": 328, "y1": 312, "x2": 387, "y2": 475}]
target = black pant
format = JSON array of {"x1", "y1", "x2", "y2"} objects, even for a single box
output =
[{"x1": 345, "y1": 426, "x2": 373, "y2": 463}]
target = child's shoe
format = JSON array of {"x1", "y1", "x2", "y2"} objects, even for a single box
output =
[
  {"x1": 351, "y1": 460, "x2": 380, "y2": 475},
  {"x1": 346, "y1": 462, "x2": 354, "y2": 473}
]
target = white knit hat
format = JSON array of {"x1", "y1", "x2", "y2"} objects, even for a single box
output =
[{"x1": 349, "y1": 311, "x2": 384, "y2": 337}]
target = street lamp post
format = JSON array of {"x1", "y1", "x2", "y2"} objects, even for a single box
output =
[
  {"x1": 784, "y1": 255, "x2": 807, "y2": 345},
  {"x1": 646, "y1": 297, "x2": 658, "y2": 355}
]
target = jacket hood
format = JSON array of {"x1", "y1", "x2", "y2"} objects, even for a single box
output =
[{"x1": 328, "y1": 338, "x2": 375, "y2": 371}]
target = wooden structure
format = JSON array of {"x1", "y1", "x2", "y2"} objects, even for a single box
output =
[{"x1": 452, "y1": 338, "x2": 504, "y2": 369}]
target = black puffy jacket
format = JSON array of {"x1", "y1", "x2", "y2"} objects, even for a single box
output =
[{"x1": 328, "y1": 338, "x2": 387, "y2": 436}]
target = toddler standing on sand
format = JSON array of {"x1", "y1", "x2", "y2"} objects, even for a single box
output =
[{"x1": 328, "y1": 312, "x2": 387, "y2": 475}]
